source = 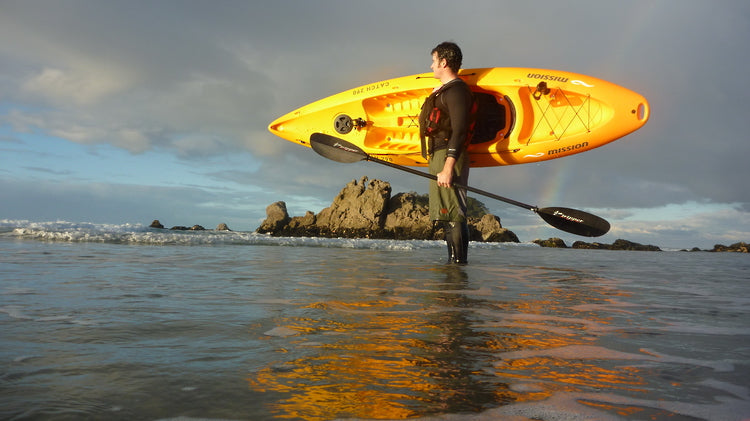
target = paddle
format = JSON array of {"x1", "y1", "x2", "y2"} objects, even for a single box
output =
[{"x1": 309, "y1": 133, "x2": 610, "y2": 237}]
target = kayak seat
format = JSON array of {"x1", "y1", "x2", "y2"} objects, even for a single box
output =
[{"x1": 470, "y1": 92, "x2": 506, "y2": 144}]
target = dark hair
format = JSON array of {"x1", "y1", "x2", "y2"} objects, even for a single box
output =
[{"x1": 431, "y1": 41, "x2": 463, "y2": 73}]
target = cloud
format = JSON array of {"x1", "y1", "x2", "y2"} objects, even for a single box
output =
[
  {"x1": 607, "y1": 204, "x2": 750, "y2": 249},
  {"x1": 23, "y1": 167, "x2": 73, "y2": 176},
  {"x1": 0, "y1": 0, "x2": 748, "y2": 248},
  {"x1": 22, "y1": 65, "x2": 131, "y2": 106}
]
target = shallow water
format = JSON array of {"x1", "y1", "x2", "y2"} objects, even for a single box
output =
[{"x1": 1, "y1": 221, "x2": 749, "y2": 420}]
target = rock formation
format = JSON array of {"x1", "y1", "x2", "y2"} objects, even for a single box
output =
[
  {"x1": 571, "y1": 239, "x2": 661, "y2": 251},
  {"x1": 533, "y1": 238, "x2": 661, "y2": 251},
  {"x1": 472, "y1": 214, "x2": 519, "y2": 242},
  {"x1": 384, "y1": 192, "x2": 432, "y2": 240},
  {"x1": 149, "y1": 219, "x2": 230, "y2": 231},
  {"x1": 533, "y1": 237, "x2": 568, "y2": 248},
  {"x1": 170, "y1": 225, "x2": 205, "y2": 231},
  {"x1": 256, "y1": 177, "x2": 518, "y2": 242},
  {"x1": 315, "y1": 177, "x2": 391, "y2": 235},
  {"x1": 147, "y1": 177, "x2": 747, "y2": 251},
  {"x1": 257, "y1": 202, "x2": 291, "y2": 233},
  {"x1": 709, "y1": 242, "x2": 749, "y2": 253}
]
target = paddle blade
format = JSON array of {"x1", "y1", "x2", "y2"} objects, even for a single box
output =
[
  {"x1": 310, "y1": 133, "x2": 367, "y2": 163},
  {"x1": 536, "y1": 207, "x2": 610, "y2": 237}
]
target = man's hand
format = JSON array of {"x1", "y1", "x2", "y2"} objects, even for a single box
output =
[{"x1": 437, "y1": 156, "x2": 456, "y2": 188}]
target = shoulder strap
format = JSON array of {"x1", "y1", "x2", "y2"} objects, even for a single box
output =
[{"x1": 435, "y1": 78, "x2": 462, "y2": 107}]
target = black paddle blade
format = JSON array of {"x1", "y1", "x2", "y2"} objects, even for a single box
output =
[
  {"x1": 310, "y1": 133, "x2": 367, "y2": 163},
  {"x1": 536, "y1": 207, "x2": 610, "y2": 237}
]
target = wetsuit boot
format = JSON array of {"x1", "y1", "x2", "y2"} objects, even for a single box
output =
[
  {"x1": 457, "y1": 221, "x2": 469, "y2": 264},
  {"x1": 445, "y1": 221, "x2": 469, "y2": 264},
  {"x1": 445, "y1": 222, "x2": 456, "y2": 263}
]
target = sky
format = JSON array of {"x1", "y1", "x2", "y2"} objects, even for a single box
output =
[{"x1": 1, "y1": 0, "x2": 748, "y2": 249}]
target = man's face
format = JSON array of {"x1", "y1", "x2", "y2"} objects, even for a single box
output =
[{"x1": 430, "y1": 52, "x2": 446, "y2": 79}]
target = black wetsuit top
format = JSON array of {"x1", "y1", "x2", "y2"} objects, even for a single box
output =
[{"x1": 419, "y1": 78, "x2": 473, "y2": 159}]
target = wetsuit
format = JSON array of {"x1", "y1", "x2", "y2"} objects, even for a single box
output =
[{"x1": 419, "y1": 78, "x2": 474, "y2": 263}]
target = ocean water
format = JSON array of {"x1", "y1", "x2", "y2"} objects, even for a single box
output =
[{"x1": 1, "y1": 220, "x2": 749, "y2": 421}]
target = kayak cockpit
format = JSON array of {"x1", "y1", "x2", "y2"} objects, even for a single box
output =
[{"x1": 470, "y1": 91, "x2": 515, "y2": 144}]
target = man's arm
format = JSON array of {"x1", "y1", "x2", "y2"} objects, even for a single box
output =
[
  {"x1": 443, "y1": 84, "x2": 472, "y2": 159},
  {"x1": 437, "y1": 84, "x2": 472, "y2": 187}
]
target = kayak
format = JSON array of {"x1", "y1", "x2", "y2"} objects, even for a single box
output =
[{"x1": 269, "y1": 67, "x2": 649, "y2": 167}]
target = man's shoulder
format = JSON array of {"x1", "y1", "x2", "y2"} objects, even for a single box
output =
[
  {"x1": 441, "y1": 79, "x2": 473, "y2": 102},
  {"x1": 443, "y1": 78, "x2": 470, "y2": 89}
]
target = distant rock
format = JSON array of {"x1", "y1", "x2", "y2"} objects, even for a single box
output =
[
  {"x1": 150, "y1": 220, "x2": 229, "y2": 232},
  {"x1": 170, "y1": 225, "x2": 205, "y2": 231},
  {"x1": 709, "y1": 242, "x2": 749, "y2": 253},
  {"x1": 256, "y1": 177, "x2": 519, "y2": 243},
  {"x1": 533, "y1": 238, "x2": 568, "y2": 248},
  {"x1": 571, "y1": 239, "x2": 661, "y2": 251}
]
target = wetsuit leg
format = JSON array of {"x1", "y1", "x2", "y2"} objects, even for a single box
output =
[{"x1": 445, "y1": 221, "x2": 469, "y2": 264}]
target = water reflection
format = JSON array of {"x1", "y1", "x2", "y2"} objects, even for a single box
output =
[{"x1": 248, "y1": 264, "x2": 645, "y2": 420}]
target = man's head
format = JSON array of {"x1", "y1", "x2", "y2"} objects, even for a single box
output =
[{"x1": 431, "y1": 42, "x2": 463, "y2": 74}]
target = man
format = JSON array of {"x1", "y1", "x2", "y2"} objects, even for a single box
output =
[{"x1": 419, "y1": 41, "x2": 474, "y2": 264}]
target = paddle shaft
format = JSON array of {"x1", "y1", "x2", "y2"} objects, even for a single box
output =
[
  {"x1": 363, "y1": 155, "x2": 536, "y2": 212},
  {"x1": 309, "y1": 132, "x2": 609, "y2": 236}
]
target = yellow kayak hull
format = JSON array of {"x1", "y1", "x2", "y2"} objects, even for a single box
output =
[{"x1": 269, "y1": 67, "x2": 649, "y2": 167}]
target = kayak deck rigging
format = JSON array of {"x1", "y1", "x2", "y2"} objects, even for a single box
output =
[{"x1": 526, "y1": 82, "x2": 594, "y2": 144}]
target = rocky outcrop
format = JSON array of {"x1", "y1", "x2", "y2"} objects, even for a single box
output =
[
  {"x1": 170, "y1": 225, "x2": 206, "y2": 231},
  {"x1": 682, "y1": 243, "x2": 749, "y2": 252},
  {"x1": 384, "y1": 192, "x2": 433, "y2": 240},
  {"x1": 533, "y1": 238, "x2": 660, "y2": 251},
  {"x1": 287, "y1": 211, "x2": 317, "y2": 234},
  {"x1": 709, "y1": 242, "x2": 749, "y2": 253},
  {"x1": 472, "y1": 214, "x2": 519, "y2": 242},
  {"x1": 533, "y1": 237, "x2": 568, "y2": 248},
  {"x1": 256, "y1": 177, "x2": 519, "y2": 243},
  {"x1": 315, "y1": 177, "x2": 391, "y2": 235},
  {"x1": 257, "y1": 202, "x2": 292, "y2": 233},
  {"x1": 570, "y1": 239, "x2": 661, "y2": 251},
  {"x1": 149, "y1": 219, "x2": 230, "y2": 231}
]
